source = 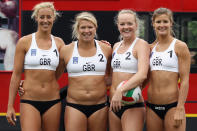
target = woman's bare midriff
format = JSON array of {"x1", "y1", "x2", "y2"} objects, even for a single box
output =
[
  {"x1": 21, "y1": 69, "x2": 60, "y2": 101},
  {"x1": 67, "y1": 75, "x2": 107, "y2": 105},
  {"x1": 148, "y1": 70, "x2": 179, "y2": 104}
]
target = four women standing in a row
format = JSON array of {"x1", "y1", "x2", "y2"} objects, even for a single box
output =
[{"x1": 6, "y1": 2, "x2": 190, "y2": 131}]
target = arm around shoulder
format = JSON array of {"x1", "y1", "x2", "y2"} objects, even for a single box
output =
[{"x1": 99, "y1": 40, "x2": 112, "y2": 58}]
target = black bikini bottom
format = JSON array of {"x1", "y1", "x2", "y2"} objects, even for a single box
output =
[
  {"x1": 66, "y1": 102, "x2": 108, "y2": 118},
  {"x1": 20, "y1": 99, "x2": 61, "y2": 115},
  {"x1": 146, "y1": 101, "x2": 178, "y2": 120}
]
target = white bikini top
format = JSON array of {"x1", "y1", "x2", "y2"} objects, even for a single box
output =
[
  {"x1": 150, "y1": 39, "x2": 179, "y2": 72},
  {"x1": 111, "y1": 38, "x2": 138, "y2": 73},
  {"x1": 66, "y1": 40, "x2": 107, "y2": 77},
  {"x1": 24, "y1": 33, "x2": 59, "y2": 71}
]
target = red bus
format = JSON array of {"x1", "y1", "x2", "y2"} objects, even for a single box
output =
[{"x1": 0, "y1": 0, "x2": 197, "y2": 130}]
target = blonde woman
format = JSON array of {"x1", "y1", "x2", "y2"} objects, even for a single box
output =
[
  {"x1": 6, "y1": 2, "x2": 65, "y2": 131},
  {"x1": 60, "y1": 12, "x2": 112, "y2": 131},
  {"x1": 109, "y1": 9, "x2": 150, "y2": 131}
]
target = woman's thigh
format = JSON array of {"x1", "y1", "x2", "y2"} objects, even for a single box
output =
[
  {"x1": 109, "y1": 110, "x2": 122, "y2": 131},
  {"x1": 20, "y1": 103, "x2": 41, "y2": 131},
  {"x1": 146, "y1": 107, "x2": 164, "y2": 131},
  {"x1": 64, "y1": 106, "x2": 88, "y2": 131},
  {"x1": 88, "y1": 106, "x2": 108, "y2": 131},
  {"x1": 121, "y1": 107, "x2": 145, "y2": 131},
  {"x1": 42, "y1": 102, "x2": 61, "y2": 131}
]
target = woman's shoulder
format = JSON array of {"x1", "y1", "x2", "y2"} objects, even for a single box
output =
[
  {"x1": 14, "y1": 34, "x2": 33, "y2": 52},
  {"x1": 149, "y1": 40, "x2": 157, "y2": 50},
  {"x1": 19, "y1": 34, "x2": 32, "y2": 41},
  {"x1": 135, "y1": 38, "x2": 150, "y2": 50},
  {"x1": 60, "y1": 42, "x2": 75, "y2": 59},
  {"x1": 112, "y1": 41, "x2": 121, "y2": 50},
  {"x1": 61, "y1": 42, "x2": 75, "y2": 52},
  {"x1": 53, "y1": 36, "x2": 66, "y2": 47},
  {"x1": 174, "y1": 39, "x2": 190, "y2": 63},
  {"x1": 136, "y1": 38, "x2": 149, "y2": 46},
  {"x1": 17, "y1": 34, "x2": 32, "y2": 46},
  {"x1": 174, "y1": 39, "x2": 189, "y2": 53},
  {"x1": 175, "y1": 39, "x2": 187, "y2": 47}
]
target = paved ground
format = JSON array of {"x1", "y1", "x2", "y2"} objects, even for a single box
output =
[{"x1": 1, "y1": 116, "x2": 197, "y2": 131}]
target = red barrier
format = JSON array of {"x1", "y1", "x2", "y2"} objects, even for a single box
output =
[{"x1": 0, "y1": 71, "x2": 68, "y2": 113}]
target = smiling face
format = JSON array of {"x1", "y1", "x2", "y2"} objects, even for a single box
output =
[
  {"x1": 35, "y1": 7, "x2": 55, "y2": 33},
  {"x1": 153, "y1": 14, "x2": 172, "y2": 36},
  {"x1": 117, "y1": 13, "x2": 137, "y2": 40},
  {"x1": 78, "y1": 19, "x2": 96, "y2": 42}
]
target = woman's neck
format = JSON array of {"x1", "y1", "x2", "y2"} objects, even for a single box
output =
[
  {"x1": 78, "y1": 39, "x2": 95, "y2": 49},
  {"x1": 36, "y1": 31, "x2": 51, "y2": 40},
  {"x1": 122, "y1": 36, "x2": 136, "y2": 46},
  {"x1": 156, "y1": 35, "x2": 173, "y2": 45}
]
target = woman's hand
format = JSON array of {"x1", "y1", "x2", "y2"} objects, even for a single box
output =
[
  {"x1": 6, "y1": 106, "x2": 16, "y2": 126},
  {"x1": 101, "y1": 40, "x2": 111, "y2": 46},
  {"x1": 173, "y1": 106, "x2": 185, "y2": 127},
  {"x1": 110, "y1": 88, "x2": 123, "y2": 112},
  {"x1": 18, "y1": 80, "x2": 24, "y2": 96}
]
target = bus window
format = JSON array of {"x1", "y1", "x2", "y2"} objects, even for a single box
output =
[
  {"x1": 187, "y1": 20, "x2": 197, "y2": 66},
  {"x1": 188, "y1": 21, "x2": 197, "y2": 48},
  {"x1": 138, "y1": 19, "x2": 145, "y2": 39},
  {"x1": 179, "y1": 16, "x2": 197, "y2": 68},
  {"x1": 190, "y1": 51, "x2": 197, "y2": 65},
  {"x1": 138, "y1": 14, "x2": 150, "y2": 42}
]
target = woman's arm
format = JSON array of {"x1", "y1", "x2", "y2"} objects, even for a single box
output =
[
  {"x1": 174, "y1": 41, "x2": 190, "y2": 126},
  {"x1": 99, "y1": 41, "x2": 113, "y2": 87},
  {"x1": 6, "y1": 37, "x2": 27, "y2": 125},
  {"x1": 120, "y1": 39, "x2": 150, "y2": 93}
]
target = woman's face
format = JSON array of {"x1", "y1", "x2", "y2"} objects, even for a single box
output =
[
  {"x1": 36, "y1": 7, "x2": 55, "y2": 32},
  {"x1": 78, "y1": 20, "x2": 96, "y2": 42},
  {"x1": 118, "y1": 13, "x2": 137, "y2": 39},
  {"x1": 153, "y1": 14, "x2": 172, "y2": 36}
]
